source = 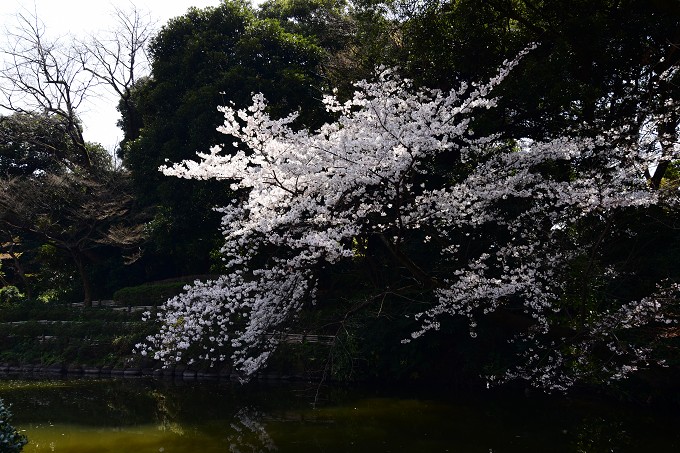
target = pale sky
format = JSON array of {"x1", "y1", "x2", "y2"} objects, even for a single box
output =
[{"x1": 0, "y1": 0, "x2": 265, "y2": 153}]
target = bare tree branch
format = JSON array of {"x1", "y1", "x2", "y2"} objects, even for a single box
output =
[
  {"x1": 0, "y1": 7, "x2": 95, "y2": 168},
  {"x1": 78, "y1": 4, "x2": 155, "y2": 142}
]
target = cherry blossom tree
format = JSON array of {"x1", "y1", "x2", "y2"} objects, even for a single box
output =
[{"x1": 138, "y1": 49, "x2": 678, "y2": 389}]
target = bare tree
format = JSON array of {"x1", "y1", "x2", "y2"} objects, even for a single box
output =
[
  {"x1": 0, "y1": 8, "x2": 95, "y2": 169},
  {"x1": 78, "y1": 4, "x2": 155, "y2": 142},
  {"x1": 0, "y1": 4, "x2": 155, "y2": 162}
]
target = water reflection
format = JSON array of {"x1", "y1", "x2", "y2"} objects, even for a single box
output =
[
  {"x1": 570, "y1": 414, "x2": 639, "y2": 453},
  {"x1": 229, "y1": 408, "x2": 277, "y2": 453},
  {"x1": 0, "y1": 376, "x2": 678, "y2": 452}
]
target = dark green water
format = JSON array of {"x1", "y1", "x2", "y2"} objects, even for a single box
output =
[{"x1": 0, "y1": 377, "x2": 678, "y2": 452}]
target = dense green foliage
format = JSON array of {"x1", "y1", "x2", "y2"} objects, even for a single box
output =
[
  {"x1": 352, "y1": 0, "x2": 680, "y2": 140},
  {"x1": 0, "y1": 287, "x2": 25, "y2": 308},
  {"x1": 0, "y1": 398, "x2": 27, "y2": 452},
  {"x1": 113, "y1": 279, "x2": 212, "y2": 307},
  {"x1": 0, "y1": 114, "x2": 78, "y2": 177}
]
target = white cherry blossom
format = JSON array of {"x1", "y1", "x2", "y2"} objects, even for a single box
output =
[{"x1": 137, "y1": 48, "x2": 678, "y2": 388}]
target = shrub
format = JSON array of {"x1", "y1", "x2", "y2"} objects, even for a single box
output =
[
  {"x1": 0, "y1": 398, "x2": 27, "y2": 452},
  {"x1": 0, "y1": 286, "x2": 25, "y2": 307},
  {"x1": 113, "y1": 282, "x2": 189, "y2": 307}
]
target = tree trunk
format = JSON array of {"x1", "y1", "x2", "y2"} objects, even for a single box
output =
[
  {"x1": 376, "y1": 233, "x2": 437, "y2": 288},
  {"x1": 71, "y1": 250, "x2": 93, "y2": 307}
]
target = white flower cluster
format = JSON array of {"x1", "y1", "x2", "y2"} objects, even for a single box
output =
[{"x1": 137, "y1": 48, "x2": 679, "y2": 388}]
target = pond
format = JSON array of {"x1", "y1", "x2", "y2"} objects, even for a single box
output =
[{"x1": 0, "y1": 376, "x2": 678, "y2": 452}]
